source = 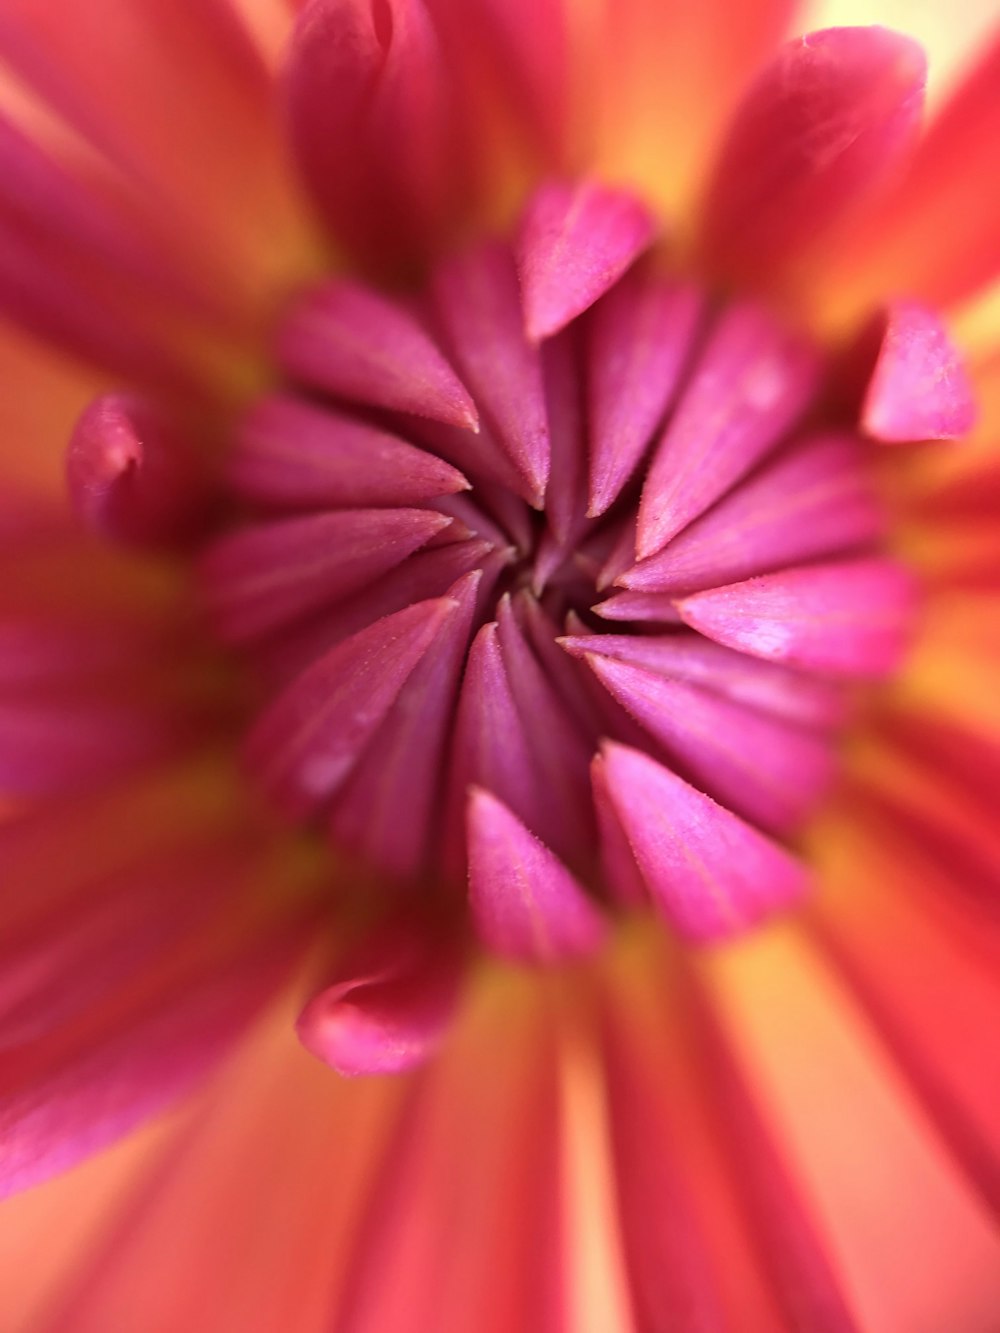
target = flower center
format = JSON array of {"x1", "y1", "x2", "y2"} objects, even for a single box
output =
[{"x1": 195, "y1": 215, "x2": 916, "y2": 953}]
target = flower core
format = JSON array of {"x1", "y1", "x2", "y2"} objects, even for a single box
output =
[{"x1": 196, "y1": 187, "x2": 917, "y2": 957}]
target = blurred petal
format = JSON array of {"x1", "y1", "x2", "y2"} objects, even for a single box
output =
[
  {"x1": 699, "y1": 27, "x2": 926, "y2": 288},
  {"x1": 817, "y1": 30, "x2": 1000, "y2": 316}
]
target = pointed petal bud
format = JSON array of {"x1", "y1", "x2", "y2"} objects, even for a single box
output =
[
  {"x1": 585, "y1": 654, "x2": 834, "y2": 835},
  {"x1": 516, "y1": 179, "x2": 657, "y2": 342},
  {"x1": 200, "y1": 508, "x2": 450, "y2": 644},
  {"x1": 245, "y1": 596, "x2": 459, "y2": 818},
  {"x1": 587, "y1": 271, "x2": 704, "y2": 516},
  {"x1": 623, "y1": 432, "x2": 883, "y2": 595},
  {"x1": 466, "y1": 788, "x2": 608, "y2": 963},
  {"x1": 560, "y1": 632, "x2": 848, "y2": 729},
  {"x1": 600, "y1": 742, "x2": 808, "y2": 940},
  {"x1": 432, "y1": 241, "x2": 550, "y2": 503},
  {"x1": 636, "y1": 303, "x2": 821, "y2": 560},
  {"x1": 862, "y1": 301, "x2": 977, "y2": 442},
  {"x1": 276, "y1": 279, "x2": 478, "y2": 430},
  {"x1": 677, "y1": 558, "x2": 917, "y2": 677}
]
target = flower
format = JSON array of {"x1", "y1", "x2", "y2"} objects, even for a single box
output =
[{"x1": 1, "y1": 0, "x2": 999, "y2": 1329}]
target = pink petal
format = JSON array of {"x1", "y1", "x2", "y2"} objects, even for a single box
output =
[
  {"x1": 584, "y1": 654, "x2": 834, "y2": 836},
  {"x1": 636, "y1": 302, "x2": 821, "y2": 560},
  {"x1": 590, "y1": 753, "x2": 647, "y2": 908},
  {"x1": 539, "y1": 328, "x2": 587, "y2": 548},
  {"x1": 516, "y1": 179, "x2": 657, "y2": 342},
  {"x1": 0, "y1": 838, "x2": 256, "y2": 1050},
  {"x1": 432, "y1": 240, "x2": 550, "y2": 504},
  {"x1": 599, "y1": 742, "x2": 808, "y2": 941},
  {"x1": 495, "y1": 596, "x2": 596, "y2": 865},
  {"x1": 296, "y1": 918, "x2": 464, "y2": 1076},
  {"x1": 444, "y1": 621, "x2": 553, "y2": 877},
  {"x1": 623, "y1": 431, "x2": 883, "y2": 595},
  {"x1": 861, "y1": 302, "x2": 977, "y2": 443},
  {"x1": 0, "y1": 694, "x2": 189, "y2": 798},
  {"x1": 593, "y1": 590, "x2": 683, "y2": 624},
  {"x1": 275, "y1": 279, "x2": 478, "y2": 430},
  {"x1": 327, "y1": 570, "x2": 480, "y2": 881},
  {"x1": 0, "y1": 916, "x2": 307, "y2": 1200},
  {"x1": 600, "y1": 978, "x2": 732, "y2": 1332},
  {"x1": 699, "y1": 26, "x2": 926, "y2": 283},
  {"x1": 285, "y1": 0, "x2": 459, "y2": 270},
  {"x1": 677, "y1": 558, "x2": 918, "y2": 677},
  {"x1": 66, "y1": 393, "x2": 205, "y2": 547},
  {"x1": 826, "y1": 32, "x2": 1000, "y2": 309},
  {"x1": 228, "y1": 393, "x2": 468, "y2": 510},
  {"x1": 466, "y1": 787, "x2": 608, "y2": 963},
  {"x1": 249, "y1": 538, "x2": 504, "y2": 690},
  {"x1": 199, "y1": 507, "x2": 449, "y2": 643},
  {"x1": 586, "y1": 270, "x2": 704, "y2": 517},
  {"x1": 244, "y1": 596, "x2": 459, "y2": 819},
  {"x1": 560, "y1": 631, "x2": 848, "y2": 729},
  {"x1": 690, "y1": 986, "x2": 861, "y2": 1332}
]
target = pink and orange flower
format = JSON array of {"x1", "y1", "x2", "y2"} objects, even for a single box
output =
[{"x1": 1, "y1": 0, "x2": 999, "y2": 1328}]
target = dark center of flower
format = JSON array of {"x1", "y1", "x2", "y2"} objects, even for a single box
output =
[{"x1": 193, "y1": 194, "x2": 917, "y2": 956}]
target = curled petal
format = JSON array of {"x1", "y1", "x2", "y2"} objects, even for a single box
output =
[
  {"x1": 67, "y1": 393, "x2": 205, "y2": 547},
  {"x1": 296, "y1": 919, "x2": 465, "y2": 1075}
]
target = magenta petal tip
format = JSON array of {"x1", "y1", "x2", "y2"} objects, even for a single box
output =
[
  {"x1": 516, "y1": 179, "x2": 658, "y2": 342},
  {"x1": 466, "y1": 787, "x2": 608, "y2": 963}
]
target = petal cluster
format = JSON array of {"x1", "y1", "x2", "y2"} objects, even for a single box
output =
[{"x1": 197, "y1": 180, "x2": 922, "y2": 967}]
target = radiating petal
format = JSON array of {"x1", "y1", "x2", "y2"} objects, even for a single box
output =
[
  {"x1": 516, "y1": 179, "x2": 657, "y2": 342},
  {"x1": 276, "y1": 278, "x2": 478, "y2": 430},
  {"x1": 228, "y1": 392, "x2": 468, "y2": 510},
  {"x1": 677, "y1": 558, "x2": 918, "y2": 676},
  {"x1": 623, "y1": 431, "x2": 883, "y2": 594},
  {"x1": 432, "y1": 240, "x2": 550, "y2": 503},
  {"x1": 466, "y1": 788, "x2": 608, "y2": 964},
  {"x1": 328, "y1": 570, "x2": 480, "y2": 881},
  {"x1": 585, "y1": 654, "x2": 835, "y2": 836},
  {"x1": 561, "y1": 631, "x2": 849, "y2": 729},
  {"x1": 599, "y1": 742, "x2": 808, "y2": 940},
  {"x1": 244, "y1": 596, "x2": 459, "y2": 818},
  {"x1": 637, "y1": 302, "x2": 821, "y2": 559},
  {"x1": 200, "y1": 507, "x2": 449, "y2": 643},
  {"x1": 586, "y1": 269, "x2": 703, "y2": 517},
  {"x1": 817, "y1": 30, "x2": 1000, "y2": 312},
  {"x1": 0, "y1": 915, "x2": 307, "y2": 1200}
]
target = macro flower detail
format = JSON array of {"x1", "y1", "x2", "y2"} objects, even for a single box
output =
[
  {"x1": 1, "y1": 2, "x2": 999, "y2": 1330},
  {"x1": 191, "y1": 188, "x2": 923, "y2": 969}
]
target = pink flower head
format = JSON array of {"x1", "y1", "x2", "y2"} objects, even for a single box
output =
[{"x1": 0, "y1": 2, "x2": 999, "y2": 1329}]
